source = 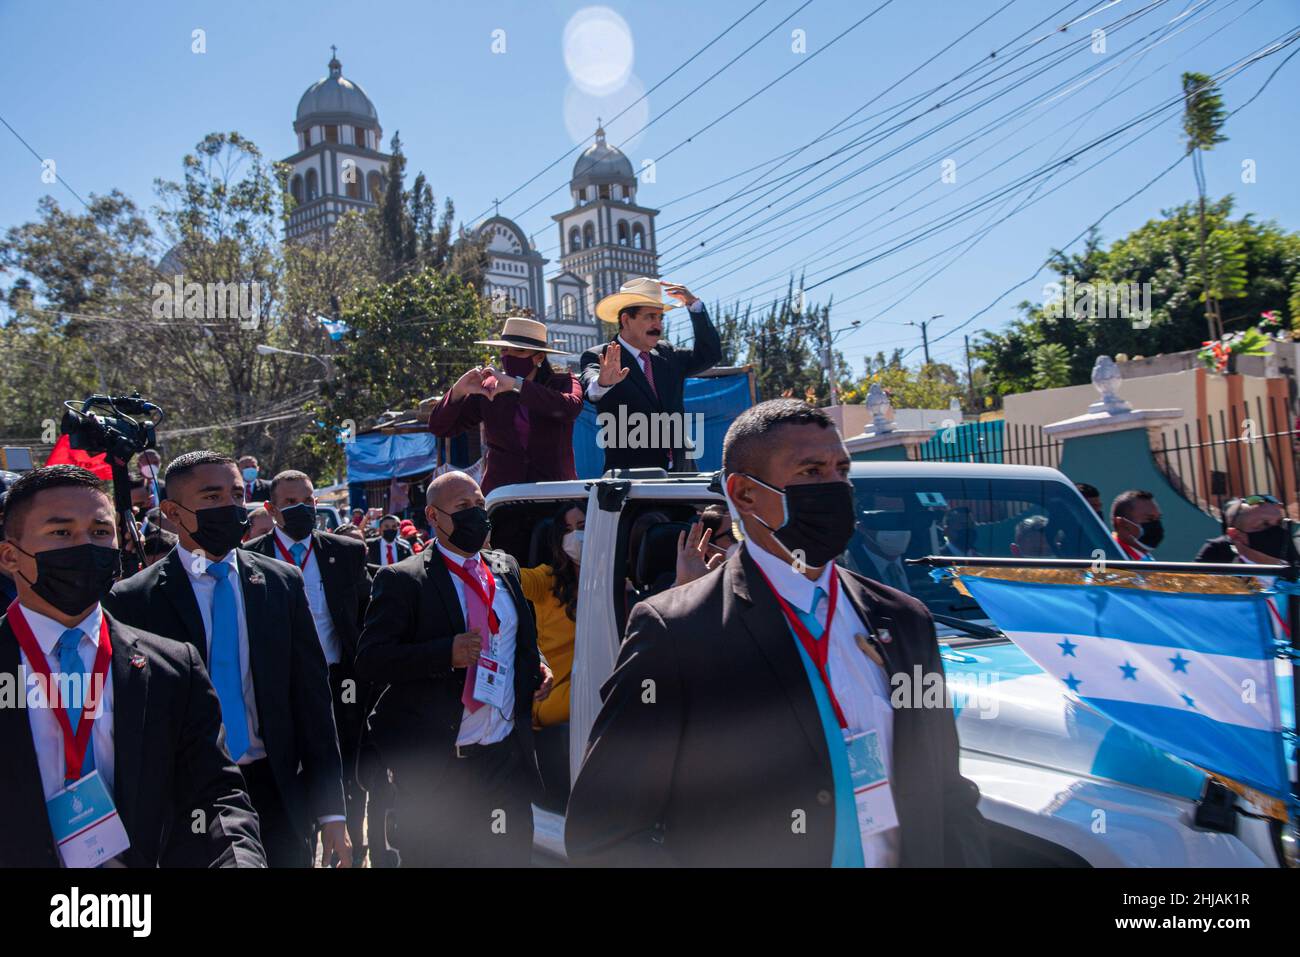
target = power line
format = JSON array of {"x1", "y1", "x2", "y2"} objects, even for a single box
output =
[
  {"x1": 467, "y1": 0, "x2": 776, "y2": 225},
  {"x1": 895, "y1": 28, "x2": 1300, "y2": 365},
  {"x1": 508, "y1": 0, "x2": 893, "y2": 230},
  {"x1": 662, "y1": 0, "x2": 1180, "y2": 274}
]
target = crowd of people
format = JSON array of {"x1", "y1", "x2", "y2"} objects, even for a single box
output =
[{"x1": 0, "y1": 274, "x2": 1295, "y2": 869}]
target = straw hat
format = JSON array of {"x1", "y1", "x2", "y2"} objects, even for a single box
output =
[
  {"x1": 594, "y1": 276, "x2": 678, "y2": 325},
  {"x1": 474, "y1": 316, "x2": 569, "y2": 354}
]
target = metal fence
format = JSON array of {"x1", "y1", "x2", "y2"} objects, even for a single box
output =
[
  {"x1": 1153, "y1": 395, "x2": 1300, "y2": 521},
  {"x1": 913, "y1": 419, "x2": 1063, "y2": 469}
]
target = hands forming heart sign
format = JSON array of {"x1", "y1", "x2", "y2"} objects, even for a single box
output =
[{"x1": 451, "y1": 365, "x2": 516, "y2": 400}]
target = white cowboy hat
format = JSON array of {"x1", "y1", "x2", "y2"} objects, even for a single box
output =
[
  {"x1": 474, "y1": 316, "x2": 569, "y2": 355},
  {"x1": 595, "y1": 276, "x2": 678, "y2": 325}
]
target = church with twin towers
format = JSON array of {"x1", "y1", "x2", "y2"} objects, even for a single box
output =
[{"x1": 283, "y1": 50, "x2": 662, "y2": 357}]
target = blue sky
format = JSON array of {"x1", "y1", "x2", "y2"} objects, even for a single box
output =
[{"x1": 2, "y1": 0, "x2": 1298, "y2": 372}]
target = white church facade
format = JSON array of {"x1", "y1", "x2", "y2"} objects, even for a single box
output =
[{"x1": 282, "y1": 53, "x2": 661, "y2": 358}]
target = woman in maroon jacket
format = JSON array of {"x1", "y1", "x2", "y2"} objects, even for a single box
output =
[{"x1": 428, "y1": 317, "x2": 583, "y2": 495}]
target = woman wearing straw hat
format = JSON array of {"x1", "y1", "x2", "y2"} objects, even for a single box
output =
[
  {"x1": 427, "y1": 316, "x2": 583, "y2": 495},
  {"x1": 580, "y1": 277, "x2": 722, "y2": 474}
]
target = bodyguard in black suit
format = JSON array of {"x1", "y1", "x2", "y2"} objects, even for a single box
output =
[
  {"x1": 244, "y1": 469, "x2": 372, "y2": 863},
  {"x1": 580, "y1": 277, "x2": 722, "y2": 473},
  {"x1": 1194, "y1": 495, "x2": 1298, "y2": 566},
  {"x1": 0, "y1": 465, "x2": 264, "y2": 868},
  {"x1": 237, "y1": 455, "x2": 271, "y2": 502},
  {"x1": 565, "y1": 400, "x2": 989, "y2": 867},
  {"x1": 355, "y1": 470, "x2": 552, "y2": 866},
  {"x1": 367, "y1": 514, "x2": 413, "y2": 567},
  {"x1": 106, "y1": 451, "x2": 350, "y2": 868}
]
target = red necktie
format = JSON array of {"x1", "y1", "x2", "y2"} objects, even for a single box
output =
[
  {"x1": 387, "y1": 543, "x2": 395, "y2": 564},
  {"x1": 640, "y1": 351, "x2": 671, "y2": 465},
  {"x1": 639, "y1": 351, "x2": 658, "y2": 398},
  {"x1": 460, "y1": 557, "x2": 493, "y2": 714}
]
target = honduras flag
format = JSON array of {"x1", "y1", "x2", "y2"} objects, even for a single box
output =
[
  {"x1": 318, "y1": 315, "x2": 348, "y2": 341},
  {"x1": 950, "y1": 570, "x2": 1292, "y2": 800}
]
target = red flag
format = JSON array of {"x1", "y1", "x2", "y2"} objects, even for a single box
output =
[{"x1": 44, "y1": 434, "x2": 113, "y2": 479}]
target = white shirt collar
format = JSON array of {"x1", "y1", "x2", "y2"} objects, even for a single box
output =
[
  {"x1": 435, "y1": 539, "x2": 481, "y2": 569},
  {"x1": 745, "y1": 539, "x2": 833, "y2": 615},
  {"x1": 616, "y1": 335, "x2": 643, "y2": 361},
  {"x1": 179, "y1": 545, "x2": 238, "y2": 581},
  {"x1": 274, "y1": 525, "x2": 311, "y2": 549},
  {"x1": 18, "y1": 601, "x2": 103, "y2": 656}
]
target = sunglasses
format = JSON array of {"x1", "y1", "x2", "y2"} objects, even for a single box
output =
[{"x1": 1228, "y1": 494, "x2": 1282, "y2": 507}]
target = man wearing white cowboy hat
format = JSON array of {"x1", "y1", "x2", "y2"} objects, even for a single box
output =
[
  {"x1": 581, "y1": 278, "x2": 722, "y2": 473},
  {"x1": 428, "y1": 316, "x2": 584, "y2": 496}
]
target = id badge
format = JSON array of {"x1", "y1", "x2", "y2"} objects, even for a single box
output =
[
  {"x1": 844, "y1": 729, "x2": 898, "y2": 852},
  {"x1": 45, "y1": 770, "x2": 131, "y2": 868},
  {"x1": 472, "y1": 654, "x2": 510, "y2": 709}
]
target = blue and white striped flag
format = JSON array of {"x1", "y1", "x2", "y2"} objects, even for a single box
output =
[
  {"x1": 319, "y1": 315, "x2": 348, "y2": 340},
  {"x1": 950, "y1": 569, "x2": 1291, "y2": 799}
]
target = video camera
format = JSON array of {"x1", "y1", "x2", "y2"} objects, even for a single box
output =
[
  {"x1": 61, "y1": 392, "x2": 161, "y2": 462},
  {"x1": 61, "y1": 393, "x2": 165, "y2": 575}
]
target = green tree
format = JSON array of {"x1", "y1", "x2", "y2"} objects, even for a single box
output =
[
  {"x1": 842, "y1": 351, "x2": 963, "y2": 409},
  {"x1": 1182, "y1": 71, "x2": 1229, "y2": 340},
  {"x1": 708, "y1": 281, "x2": 847, "y2": 404},
  {"x1": 975, "y1": 200, "x2": 1300, "y2": 396},
  {"x1": 302, "y1": 268, "x2": 493, "y2": 473},
  {"x1": 1031, "y1": 342, "x2": 1071, "y2": 389}
]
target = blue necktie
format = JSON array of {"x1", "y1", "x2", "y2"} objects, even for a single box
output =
[
  {"x1": 290, "y1": 542, "x2": 306, "y2": 566},
  {"x1": 205, "y1": 562, "x2": 250, "y2": 761},
  {"x1": 55, "y1": 628, "x2": 95, "y2": 782},
  {"x1": 785, "y1": 581, "x2": 864, "y2": 867}
]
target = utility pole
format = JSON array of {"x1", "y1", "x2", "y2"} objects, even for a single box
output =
[
  {"x1": 909, "y1": 314, "x2": 941, "y2": 365},
  {"x1": 964, "y1": 334, "x2": 975, "y2": 410},
  {"x1": 823, "y1": 304, "x2": 838, "y2": 406}
]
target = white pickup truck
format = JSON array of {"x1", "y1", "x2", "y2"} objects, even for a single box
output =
[{"x1": 485, "y1": 461, "x2": 1295, "y2": 867}]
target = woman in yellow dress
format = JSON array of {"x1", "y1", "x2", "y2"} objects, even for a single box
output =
[{"x1": 519, "y1": 502, "x2": 585, "y2": 812}]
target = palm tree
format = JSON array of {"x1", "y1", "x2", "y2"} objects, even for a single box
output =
[{"x1": 1181, "y1": 71, "x2": 1228, "y2": 341}]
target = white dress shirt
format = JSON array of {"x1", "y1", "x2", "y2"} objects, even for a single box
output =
[
  {"x1": 377, "y1": 537, "x2": 401, "y2": 566},
  {"x1": 434, "y1": 540, "x2": 519, "y2": 747},
  {"x1": 273, "y1": 527, "x2": 341, "y2": 665},
  {"x1": 18, "y1": 602, "x2": 115, "y2": 800},
  {"x1": 178, "y1": 547, "x2": 267, "y2": 764},
  {"x1": 586, "y1": 298, "x2": 704, "y2": 401},
  {"x1": 747, "y1": 540, "x2": 900, "y2": 867}
]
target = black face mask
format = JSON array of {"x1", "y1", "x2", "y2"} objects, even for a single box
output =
[
  {"x1": 279, "y1": 503, "x2": 317, "y2": 541},
  {"x1": 1245, "y1": 523, "x2": 1289, "y2": 558},
  {"x1": 743, "y1": 475, "x2": 857, "y2": 568},
  {"x1": 381, "y1": 528, "x2": 398, "y2": 543},
  {"x1": 437, "y1": 505, "x2": 492, "y2": 554},
  {"x1": 15, "y1": 542, "x2": 121, "y2": 616},
  {"x1": 1138, "y1": 519, "x2": 1164, "y2": 550},
  {"x1": 175, "y1": 503, "x2": 249, "y2": 556}
]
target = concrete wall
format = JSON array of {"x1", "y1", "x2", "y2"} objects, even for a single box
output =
[
  {"x1": 1007, "y1": 364, "x2": 1296, "y2": 516},
  {"x1": 827, "y1": 404, "x2": 961, "y2": 440},
  {"x1": 1003, "y1": 368, "x2": 1202, "y2": 431}
]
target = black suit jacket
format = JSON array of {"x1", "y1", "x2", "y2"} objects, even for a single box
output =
[
  {"x1": 242, "y1": 529, "x2": 370, "y2": 664},
  {"x1": 564, "y1": 544, "x2": 990, "y2": 867},
  {"x1": 354, "y1": 547, "x2": 543, "y2": 783},
  {"x1": 1195, "y1": 534, "x2": 1300, "y2": 565},
  {"x1": 243, "y1": 478, "x2": 271, "y2": 503},
  {"x1": 0, "y1": 610, "x2": 265, "y2": 867},
  {"x1": 367, "y1": 536, "x2": 413, "y2": 566},
  {"x1": 579, "y1": 305, "x2": 722, "y2": 473},
  {"x1": 104, "y1": 548, "x2": 346, "y2": 835}
]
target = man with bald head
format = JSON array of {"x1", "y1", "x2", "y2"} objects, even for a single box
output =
[{"x1": 355, "y1": 470, "x2": 552, "y2": 866}]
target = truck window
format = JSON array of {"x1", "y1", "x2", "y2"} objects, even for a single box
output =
[{"x1": 843, "y1": 476, "x2": 1120, "y2": 623}]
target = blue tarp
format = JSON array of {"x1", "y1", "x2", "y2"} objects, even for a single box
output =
[
  {"x1": 345, "y1": 431, "x2": 439, "y2": 483},
  {"x1": 572, "y1": 372, "x2": 753, "y2": 478},
  {"x1": 346, "y1": 370, "x2": 753, "y2": 490}
]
